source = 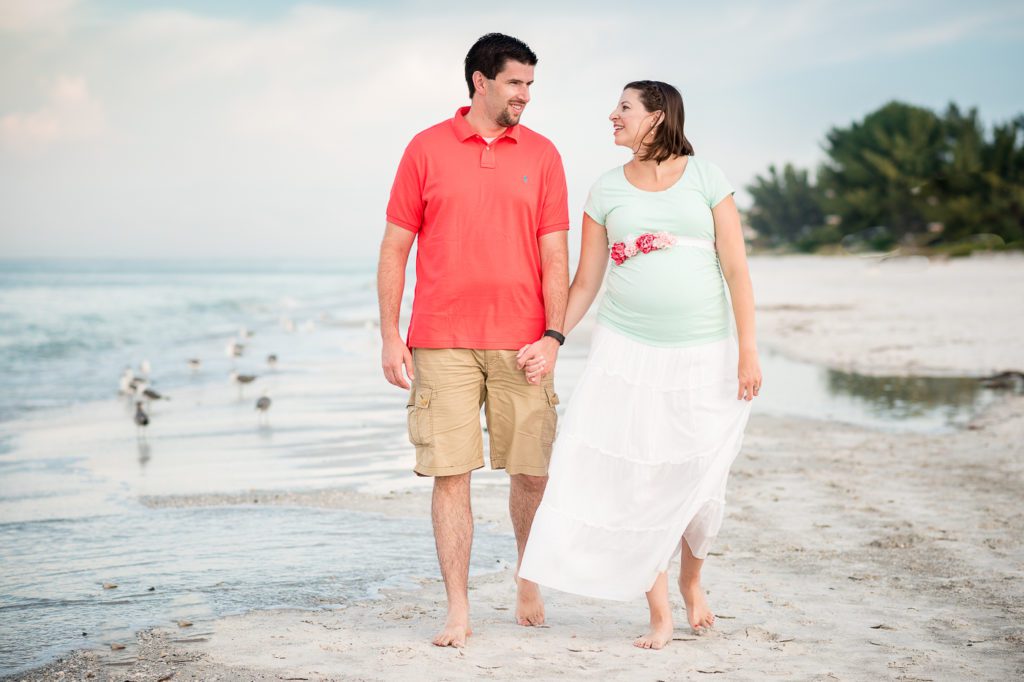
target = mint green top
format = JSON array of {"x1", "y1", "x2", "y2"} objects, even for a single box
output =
[{"x1": 584, "y1": 157, "x2": 735, "y2": 347}]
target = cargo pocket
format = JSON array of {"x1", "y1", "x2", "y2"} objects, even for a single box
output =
[
  {"x1": 406, "y1": 387, "x2": 434, "y2": 447},
  {"x1": 540, "y1": 387, "x2": 559, "y2": 445}
]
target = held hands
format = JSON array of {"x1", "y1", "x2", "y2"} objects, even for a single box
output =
[
  {"x1": 516, "y1": 336, "x2": 561, "y2": 385},
  {"x1": 738, "y1": 347, "x2": 762, "y2": 401},
  {"x1": 382, "y1": 334, "x2": 414, "y2": 389}
]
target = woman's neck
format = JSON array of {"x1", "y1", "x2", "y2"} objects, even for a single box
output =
[{"x1": 628, "y1": 154, "x2": 685, "y2": 180}]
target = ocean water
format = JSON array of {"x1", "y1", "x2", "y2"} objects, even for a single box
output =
[
  {"x1": 0, "y1": 258, "x2": 379, "y2": 426},
  {"x1": 0, "y1": 258, "x2": 520, "y2": 675}
]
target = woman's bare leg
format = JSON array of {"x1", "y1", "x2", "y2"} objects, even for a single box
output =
[
  {"x1": 634, "y1": 571, "x2": 674, "y2": 649},
  {"x1": 678, "y1": 539, "x2": 715, "y2": 631}
]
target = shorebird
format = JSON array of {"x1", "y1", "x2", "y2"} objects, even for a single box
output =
[
  {"x1": 119, "y1": 368, "x2": 135, "y2": 395},
  {"x1": 139, "y1": 386, "x2": 170, "y2": 403},
  {"x1": 266, "y1": 354, "x2": 278, "y2": 370},
  {"x1": 239, "y1": 326, "x2": 254, "y2": 339},
  {"x1": 225, "y1": 340, "x2": 244, "y2": 358},
  {"x1": 134, "y1": 401, "x2": 149, "y2": 440},
  {"x1": 187, "y1": 358, "x2": 201, "y2": 372},
  {"x1": 255, "y1": 392, "x2": 272, "y2": 424},
  {"x1": 979, "y1": 371, "x2": 1024, "y2": 391},
  {"x1": 229, "y1": 371, "x2": 257, "y2": 397},
  {"x1": 139, "y1": 359, "x2": 151, "y2": 377}
]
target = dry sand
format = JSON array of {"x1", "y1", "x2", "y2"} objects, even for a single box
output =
[
  {"x1": 8, "y1": 254, "x2": 1024, "y2": 681},
  {"x1": 751, "y1": 253, "x2": 1024, "y2": 376}
]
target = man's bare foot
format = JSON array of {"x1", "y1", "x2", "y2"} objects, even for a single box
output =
[
  {"x1": 515, "y1": 576, "x2": 545, "y2": 626},
  {"x1": 678, "y1": 577, "x2": 715, "y2": 632},
  {"x1": 432, "y1": 616, "x2": 472, "y2": 647},
  {"x1": 633, "y1": 616, "x2": 673, "y2": 649}
]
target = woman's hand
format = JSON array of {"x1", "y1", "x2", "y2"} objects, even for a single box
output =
[
  {"x1": 517, "y1": 337, "x2": 560, "y2": 385},
  {"x1": 738, "y1": 347, "x2": 762, "y2": 401}
]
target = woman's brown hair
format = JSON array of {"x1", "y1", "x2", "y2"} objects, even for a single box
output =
[{"x1": 624, "y1": 80, "x2": 695, "y2": 163}]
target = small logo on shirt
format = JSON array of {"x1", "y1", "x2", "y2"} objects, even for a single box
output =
[{"x1": 522, "y1": 175, "x2": 529, "y2": 184}]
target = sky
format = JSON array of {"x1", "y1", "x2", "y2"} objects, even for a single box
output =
[{"x1": 1, "y1": 0, "x2": 1022, "y2": 261}]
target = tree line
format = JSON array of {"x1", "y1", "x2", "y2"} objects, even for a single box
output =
[{"x1": 745, "y1": 101, "x2": 1024, "y2": 254}]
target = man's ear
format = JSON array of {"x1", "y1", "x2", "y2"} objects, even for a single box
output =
[{"x1": 473, "y1": 70, "x2": 488, "y2": 97}]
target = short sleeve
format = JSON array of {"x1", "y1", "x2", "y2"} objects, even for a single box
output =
[
  {"x1": 537, "y1": 149, "x2": 570, "y2": 236},
  {"x1": 385, "y1": 139, "x2": 425, "y2": 233},
  {"x1": 583, "y1": 179, "x2": 606, "y2": 225},
  {"x1": 704, "y1": 160, "x2": 735, "y2": 208}
]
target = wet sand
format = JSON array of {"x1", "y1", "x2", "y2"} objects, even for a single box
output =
[{"x1": 6, "y1": 254, "x2": 1024, "y2": 681}]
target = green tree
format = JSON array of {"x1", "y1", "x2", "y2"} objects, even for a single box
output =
[
  {"x1": 818, "y1": 101, "x2": 946, "y2": 243},
  {"x1": 746, "y1": 163, "x2": 825, "y2": 245},
  {"x1": 979, "y1": 114, "x2": 1024, "y2": 244},
  {"x1": 748, "y1": 101, "x2": 1024, "y2": 252}
]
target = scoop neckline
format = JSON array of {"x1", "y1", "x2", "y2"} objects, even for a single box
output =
[{"x1": 620, "y1": 156, "x2": 693, "y2": 193}]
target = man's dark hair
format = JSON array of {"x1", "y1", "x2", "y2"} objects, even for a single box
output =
[{"x1": 464, "y1": 33, "x2": 538, "y2": 99}]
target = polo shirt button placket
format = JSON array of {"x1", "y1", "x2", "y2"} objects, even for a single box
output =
[{"x1": 481, "y1": 142, "x2": 496, "y2": 169}]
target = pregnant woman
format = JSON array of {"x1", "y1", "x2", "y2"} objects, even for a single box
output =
[{"x1": 518, "y1": 80, "x2": 761, "y2": 649}]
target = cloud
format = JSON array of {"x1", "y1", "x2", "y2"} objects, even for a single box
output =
[
  {"x1": 1, "y1": 1, "x2": 1021, "y2": 258},
  {"x1": 0, "y1": 0, "x2": 76, "y2": 33},
  {"x1": 0, "y1": 75, "x2": 105, "y2": 152}
]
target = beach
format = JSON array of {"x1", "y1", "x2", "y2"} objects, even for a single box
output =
[{"x1": 2, "y1": 254, "x2": 1023, "y2": 681}]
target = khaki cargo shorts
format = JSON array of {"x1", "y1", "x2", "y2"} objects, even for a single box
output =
[{"x1": 406, "y1": 348, "x2": 559, "y2": 477}]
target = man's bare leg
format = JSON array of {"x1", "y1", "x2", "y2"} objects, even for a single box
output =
[
  {"x1": 509, "y1": 473, "x2": 547, "y2": 626},
  {"x1": 678, "y1": 539, "x2": 715, "y2": 632},
  {"x1": 432, "y1": 472, "x2": 473, "y2": 647}
]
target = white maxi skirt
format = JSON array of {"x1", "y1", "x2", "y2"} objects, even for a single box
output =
[{"x1": 519, "y1": 324, "x2": 752, "y2": 601}]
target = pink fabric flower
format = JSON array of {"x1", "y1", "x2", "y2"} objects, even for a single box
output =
[
  {"x1": 610, "y1": 242, "x2": 627, "y2": 265},
  {"x1": 652, "y1": 231, "x2": 676, "y2": 249},
  {"x1": 609, "y1": 231, "x2": 678, "y2": 265},
  {"x1": 636, "y1": 233, "x2": 655, "y2": 254}
]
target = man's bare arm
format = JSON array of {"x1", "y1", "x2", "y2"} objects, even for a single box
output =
[
  {"x1": 517, "y1": 230, "x2": 569, "y2": 384},
  {"x1": 377, "y1": 223, "x2": 417, "y2": 389}
]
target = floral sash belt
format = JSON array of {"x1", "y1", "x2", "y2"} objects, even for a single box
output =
[{"x1": 609, "y1": 232, "x2": 715, "y2": 265}]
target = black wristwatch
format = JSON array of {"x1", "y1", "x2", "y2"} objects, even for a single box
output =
[{"x1": 543, "y1": 329, "x2": 566, "y2": 346}]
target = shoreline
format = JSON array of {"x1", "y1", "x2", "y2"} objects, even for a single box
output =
[{"x1": 7, "y1": 396, "x2": 1023, "y2": 681}]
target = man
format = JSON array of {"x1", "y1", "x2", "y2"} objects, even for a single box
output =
[{"x1": 377, "y1": 33, "x2": 569, "y2": 648}]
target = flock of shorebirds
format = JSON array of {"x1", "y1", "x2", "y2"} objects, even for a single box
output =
[{"x1": 121, "y1": 325, "x2": 279, "y2": 439}]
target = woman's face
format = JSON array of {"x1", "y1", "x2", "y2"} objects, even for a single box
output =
[{"x1": 609, "y1": 88, "x2": 659, "y2": 149}]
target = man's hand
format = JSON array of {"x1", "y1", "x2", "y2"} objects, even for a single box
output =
[
  {"x1": 516, "y1": 336, "x2": 561, "y2": 385},
  {"x1": 382, "y1": 334, "x2": 414, "y2": 389}
]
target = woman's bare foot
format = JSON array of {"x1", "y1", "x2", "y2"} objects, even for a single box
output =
[
  {"x1": 515, "y1": 576, "x2": 546, "y2": 626},
  {"x1": 678, "y1": 577, "x2": 715, "y2": 632},
  {"x1": 433, "y1": 612, "x2": 472, "y2": 647},
  {"x1": 633, "y1": 616, "x2": 674, "y2": 649}
]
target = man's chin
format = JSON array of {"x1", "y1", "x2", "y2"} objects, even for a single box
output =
[{"x1": 496, "y1": 111, "x2": 522, "y2": 127}]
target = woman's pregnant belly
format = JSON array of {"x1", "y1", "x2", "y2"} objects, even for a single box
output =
[{"x1": 599, "y1": 247, "x2": 731, "y2": 346}]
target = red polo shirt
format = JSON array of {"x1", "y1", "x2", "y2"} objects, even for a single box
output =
[{"x1": 386, "y1": 106, "x2": 570, "y2": 349}]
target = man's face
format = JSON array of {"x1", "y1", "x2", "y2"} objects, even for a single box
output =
[{"x1": 479, "y1": 60, "x2": 534, "y2": 127}]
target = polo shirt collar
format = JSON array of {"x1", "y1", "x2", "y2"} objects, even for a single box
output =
[{"x1": 452, "y1": 106, "x2": 520, "y2": 144}]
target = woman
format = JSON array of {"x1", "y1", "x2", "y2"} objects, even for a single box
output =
[{"x1": 517, "y1": 80, "x2": 761, "y2": 649}]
